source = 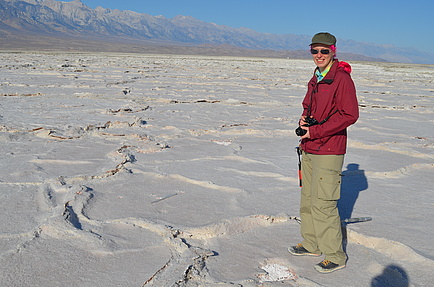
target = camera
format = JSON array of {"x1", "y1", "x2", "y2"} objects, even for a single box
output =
[{"x1": 295, "y1": 117, "x2": 319, "y2": 136}]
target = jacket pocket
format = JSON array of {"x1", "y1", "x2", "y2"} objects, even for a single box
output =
[{"x1": 317, "y1": 168, "x2": 341, "y2": 200}]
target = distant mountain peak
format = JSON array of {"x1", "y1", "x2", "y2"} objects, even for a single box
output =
[
  {"x1": 172, "y1": 15, "x2": 195, "y2": 20},
  {"x1": 0, "y1": 0, "x2": 432, "y2": 63}
]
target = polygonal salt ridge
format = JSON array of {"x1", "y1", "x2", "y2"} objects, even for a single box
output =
[{"x1": 106, "y1": 107, "x2": 151, "y2": 114}]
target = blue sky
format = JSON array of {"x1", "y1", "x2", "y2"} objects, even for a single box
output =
[{"x1": 81, "y1": 0, "x2": 432, "y2": 54}]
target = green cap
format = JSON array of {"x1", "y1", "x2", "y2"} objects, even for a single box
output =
[{"x1": 310, "y1": 32, "x2": 337, "y2": 46}]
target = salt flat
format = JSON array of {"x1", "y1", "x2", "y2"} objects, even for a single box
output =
[{"x1": 0, "y1": 52, "x2": 433, "y2": 286}]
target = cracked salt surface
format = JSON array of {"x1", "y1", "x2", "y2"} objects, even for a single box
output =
[{"x1": 0, "y1": 52, "x2": 433, "y2": 286}]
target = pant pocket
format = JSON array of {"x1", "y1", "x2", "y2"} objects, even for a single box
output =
[{"x1": 318, "y1": 169, "x2": 341, "y2": 200}]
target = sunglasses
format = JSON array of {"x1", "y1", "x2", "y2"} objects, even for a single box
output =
[{"x1": 310, "y1": 49, "x2": 331, "y2": 55}]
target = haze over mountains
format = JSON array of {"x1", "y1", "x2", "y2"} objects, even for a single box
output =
[{"x1": 0, "y1": 0, "x2": 432, "y2": 63}]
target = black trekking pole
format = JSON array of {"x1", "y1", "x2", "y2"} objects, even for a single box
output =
[
  {"x1": 295, "y1": 147, "x2": 302, "y2": 187},
  {"x1": 341, "y1": 217, "x2": 372, "y2": 225}
]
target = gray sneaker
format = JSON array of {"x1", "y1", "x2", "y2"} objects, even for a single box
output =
[
  {"x1": 314, "y1": 260, "x2": 346, "y2": 273},
  {"x1": 288, "y1": 244, "x2": 321, "y2": 256}
]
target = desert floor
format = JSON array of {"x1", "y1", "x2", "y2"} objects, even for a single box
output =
[{"x1": 0, "y1": 52, "x2": 433, "y2": 286}]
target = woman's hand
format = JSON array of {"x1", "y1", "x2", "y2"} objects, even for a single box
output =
[
  {"x1": 299, "y1": 116, "x2": 308, "y2": 126},
  {"x1": 299, "y1": 116, "x2": 311, "y2": 139},
  {"x1": 300, "y1": 126, "x2": 310, "y2": 139}
]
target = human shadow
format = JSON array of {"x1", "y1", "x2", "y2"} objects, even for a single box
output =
[
  {"x1": 338, "y1": 163, "x2": 368, "y2": 251},
  {"x1": 338, "y1": 163, "x2": 368, "y2": 221},
  {"x1": 371, "y1": 265, "x2": 409, "y2": 287}
]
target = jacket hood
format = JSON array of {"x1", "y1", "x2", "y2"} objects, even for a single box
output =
[{"x1": 337, "y1": 61, "x2": 352, "y2": 74}]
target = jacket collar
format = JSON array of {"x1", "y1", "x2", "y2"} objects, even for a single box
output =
[
  {"x1": 321, "y1": 60, "x2": 338, "y2": 84},
  {"x1": 311, "y1": 59, "x2": 339, "y2": 85}
]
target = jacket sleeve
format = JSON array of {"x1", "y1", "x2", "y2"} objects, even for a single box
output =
[{"x1": 309, "y1": 72, "x2": 359, "y2": 139}]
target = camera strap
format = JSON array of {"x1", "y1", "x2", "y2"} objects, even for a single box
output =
[{"x1": 318, "y1": 109, "x2": 338, "y2": 125}]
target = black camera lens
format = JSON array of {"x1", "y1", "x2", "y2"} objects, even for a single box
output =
[{"x1": 295, "y1": 126, "x2": 307, "y2": 136}]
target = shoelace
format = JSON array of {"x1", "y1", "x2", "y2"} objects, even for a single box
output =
[{"x1": 320, "y1": 260, "x2": 331, "y2": 267}]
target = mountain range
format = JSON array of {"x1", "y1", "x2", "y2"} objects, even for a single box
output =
[{"x1": 0, "y1": 0, "x2": 432, "y2": 64}]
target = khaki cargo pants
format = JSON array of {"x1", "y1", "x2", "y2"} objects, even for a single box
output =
[{"x1": 300, "y1": 151, "x2": 347, "y2": 266}]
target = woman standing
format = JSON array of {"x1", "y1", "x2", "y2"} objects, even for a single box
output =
[{"x1": 289, "y1": 32, "x2": 359, "y2": 273}]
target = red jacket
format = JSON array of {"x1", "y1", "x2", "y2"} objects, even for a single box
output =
[{"x1": 300, "y1": 60, "x2": 359, "y2": 155}]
